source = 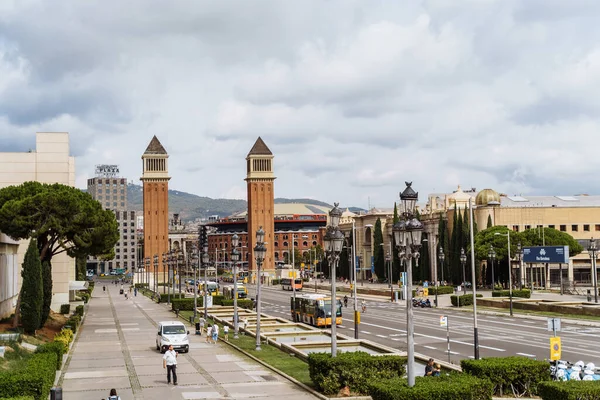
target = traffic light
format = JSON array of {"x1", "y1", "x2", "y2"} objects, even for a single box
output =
[{"x1": 198, "y1": 225, "x2": 207, "y2": 248}]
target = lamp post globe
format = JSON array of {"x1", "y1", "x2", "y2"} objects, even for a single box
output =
[{"x1": 254, "y1": 227, "x2": 266, "y2": 351}]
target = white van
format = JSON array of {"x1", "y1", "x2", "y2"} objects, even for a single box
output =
[{"x1": 156, "y1": 321, "x2": 190, "y2": 353}]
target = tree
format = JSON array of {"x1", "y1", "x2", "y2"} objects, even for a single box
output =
[
  {"x1": 76, "y1": 255, "x2": 87, "y2": 281},
  {"x1": 20, "y1": 239, "x2": 43, "y2": 334},
  {"x1": 40, "y1": 261, "x2": 52, "y2": 329},
  {"x1": 487, "y1": 215, "x2": 493, "y2": 229},
  {"x1": 0, "y1": 182, "x2": 119, "y2": 327},
  {"x1": 373, "y1": 218, "x2": 385, "y2": 281}
]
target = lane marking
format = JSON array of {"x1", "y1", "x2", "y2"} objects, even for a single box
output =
[
  {"x1": 376, "y1": 335, "x2": 387, "y2": 338},
  {"x1": 517, "y1": 353, "x2": 536, "y2": 357},
  {"x1": 424, "y1": 346, "x2": 437, "y2": 350}
]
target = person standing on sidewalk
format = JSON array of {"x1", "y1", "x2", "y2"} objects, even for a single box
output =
[
  {"x1": 223, "y1": 325, "x2": 229, "y2": 342},
  {"x1": 162, "y1": 345, "x2": 178, "y2": 385},
  {"x1": 199, "y1": 317, "x2": 205, "y2": 336}
]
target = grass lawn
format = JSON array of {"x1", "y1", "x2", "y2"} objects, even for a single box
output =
[{"x1": 174, "y1": 309, "x2": 314, "y2": 388}]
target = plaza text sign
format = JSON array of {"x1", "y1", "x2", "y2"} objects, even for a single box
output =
[{"x1": 523, "y1": 246, "x2": 569, "y2": 264}]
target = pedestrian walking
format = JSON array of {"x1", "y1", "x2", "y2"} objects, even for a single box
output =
[
  {"x1": 223, "y1": 325, "x2": 229, "y2": 342},
  {"x1": 211, "y1": 324, "x2": 219, "y2": 344},
  {"x1": 205, "y1": 324, "x2": 211, "y2": 343},
  {"x1": 107, "y1": 388, "x2": 121, "y2": 400},
  {"x1": 199, "y1": 317, "x2": 205, "y2": 337},
  {"x1": 134, "y1": 287, "x2": 137, "y2": 297},
  {"x1": 162, "y1": 345, "x2": 178, "y2": 385},
  {"x1": 103, "y1": 285, "x2": 106, "y2": 293}
]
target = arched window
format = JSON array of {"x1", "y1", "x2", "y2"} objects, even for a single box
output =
[
  {"x1": 274, "y1": 242, "x2": 279, "y2": 248},
  {"x1": 274, "y1": 252, "x2": 279, "y2": 260},
  {"x1": 283, "y1": 241, "x2": 288, "y2": 247},
  {"x1": 302, "y1": 241, "x2": 308, "y2": 247}
]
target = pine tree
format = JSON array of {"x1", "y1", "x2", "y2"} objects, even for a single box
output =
[
  {"x1": 373, "y1": 218, "x2": 385, "y2": 281},
  {"x1": 419, "y1": 233, "x2": 430, "y2": 282},
  {"x1": 20, "y1": 240, "x2": 43, "y2": 334},
  {"x1": 487, "y1": 215, "x2": 493, "y2": 229}
]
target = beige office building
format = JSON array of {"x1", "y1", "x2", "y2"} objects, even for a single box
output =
[{"x1": 0, "y1": 132, "x2": 76, "y2": 318}]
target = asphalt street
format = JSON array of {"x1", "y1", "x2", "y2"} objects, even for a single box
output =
[{"x1": 250, "y1": 285, "x2": 600, "y2": 367}]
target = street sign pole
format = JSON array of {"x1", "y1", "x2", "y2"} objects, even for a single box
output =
[{"x1": 440, "y1": 315, "x2": 450, "y2": 363}]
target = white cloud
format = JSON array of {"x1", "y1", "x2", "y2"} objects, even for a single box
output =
[{"x1": 1, "y1": 0, "x2": 599, "y2": 209}]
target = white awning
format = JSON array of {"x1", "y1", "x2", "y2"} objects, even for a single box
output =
[{"x1": 69, "y1": 281, "x2": 89, "y2": 291}]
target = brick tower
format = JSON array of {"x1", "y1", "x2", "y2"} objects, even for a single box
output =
[
  {"x1": 246, "y1": 137, "x2": 276, "y2": 276},
  {"x1": 141, "y1": 135, "x2": 170, "y2": 273}
]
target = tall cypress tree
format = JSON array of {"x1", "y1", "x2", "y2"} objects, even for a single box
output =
[
  {"x1": 487, "y1": 215, "x2": 493, "y2": 229},
  {"x1": 373, "y1": 218, "x2": 385, "y2": 281},
  {"x1": 420, "y1": 233, "x2": 430, "y2": 282},
  {"x1": 21, "y1": 239, "x2": 43, "y2": 334},
  {"x1": 40, "y1": 260, "x2": 53, "y2": 328},
  {"x1": 455, "y1": 209, "x2": 464, "y2": 284},
  {"x1": 449, "y1": 204, "x2": 458, "y2": 284},
  {"x1": 392, "y1": 202, "x2": 400, "y2": 282}
]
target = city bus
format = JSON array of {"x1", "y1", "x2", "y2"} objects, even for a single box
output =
[
  {"x1": 223, "y1": 284, "x2": 248, "y2": 299},
  {"x1": 291, "y1": 293, "x2": 342, "y2": 327},
  {"x1": 281, "y1": 278, "x2": 303, "y2": 291}
]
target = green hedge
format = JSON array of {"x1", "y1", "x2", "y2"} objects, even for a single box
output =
[
  {"x1": 461, "y1": 357, "x2": 550, "y2": 397},
  {"x1": 412, "y1": 286, "x2": 454, "y2": 296},
  {"x1": 34, "y1": 341, "x2": 64, "y2": 370},
  {"x1": 272, "y1": 279, "x2": 281, "y2": 285},
  {"x1": 491, "y1": 289, "x2": 531, "y2": 299},
  {"x1": 0, "y1": 396, "x2": 35, "y2": 400},
  {"x1": 308, "y1": 351, "x2": 406, "y2": 395},
  {"x1": 59, "y1": 304, "x2": 70, "y2": 314},
  {"x1": 75, "y1": 305, "x2": 84, "y2": 317},
  {"x1": 367, "y1": 373, "x2": 493, "y2": 400},
  {"x1": 538, "y1": 380, "x2": 600, "y2": 399},
  {"x1": 450, "y1": 294, "x2": 483, "y2": 307},
  {"x1": 0, "y1": 353, "x2": 57, "y2": 400},
  {"x1": 66, "y1": 315, "x2": 81, "y2": 333},
  {"x1": 134, "y1": 283, "x2": 149, "y2": 288},
  {"x1": 221, "y1": 299, "x2": 254, "y2": 309}
]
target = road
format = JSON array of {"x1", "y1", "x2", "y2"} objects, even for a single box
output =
[{"x1": 249, "y1": 284, "x2": 600, "y2": 366}]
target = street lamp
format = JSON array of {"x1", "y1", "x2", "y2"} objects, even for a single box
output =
[
  {"x1": 231, "y1": 233, "x2": 241, "y2": 339},
  {"x1": 494, "y1": 231, "x2": 513, "y2": 316},
  {"x1": 162, "y1": 252, "x2": 167, "y2": 296},
  {"x1": 192, "y1": 249, "x2": 199, "y2": 322},
  {"x1": 323, "y1": 203, "x2": 344, "y2": 358},
  {"x1": 588, "y1": 238, "x2": 598, "y2": 303},
  {"x1": 254, "y1": 227, "x2": 266, "y2": 351},
  {"x1": 460, "y1": 247, "x2": 467, "y2": 295},
  {"x1": 438, "y1": 246, "x2": 445, "y2": 284},
  {"x1": 201, "y1": 245, "x2": 209, "y2": 319},
  {"x1": 516, "y1": 242, "x2": 523, "y2": 290},
  {"x1": 393, "y1": 182, "x2": 423, "y2": 388},
  {"x1": 488, "y1": 245, "x2": 496, "y2": 289}
]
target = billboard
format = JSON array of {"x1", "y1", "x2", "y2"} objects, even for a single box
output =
[{"x1": 522, "y1": 246, "x2": 569, "y2": 264}]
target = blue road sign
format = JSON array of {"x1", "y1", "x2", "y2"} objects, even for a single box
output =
[{"x1": 523, "y1": 246, "x2": 569, "y2": 264}]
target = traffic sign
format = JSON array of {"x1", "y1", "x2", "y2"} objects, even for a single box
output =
[
  {"x1": 440, "y1": 316, "x2": 448, "y2": 327},
  {"x1": 550, "y1": 337, "x2": 561, "y2": 360},
  {"x1": 547, "y1": 318, "x2": 561, "y2": 334}
]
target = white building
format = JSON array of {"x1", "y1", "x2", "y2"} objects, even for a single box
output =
[{"x1": 0, "y1": 132, "x2": 76, "y2": 318}]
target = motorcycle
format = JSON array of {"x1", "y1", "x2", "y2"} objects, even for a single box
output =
[{"x1": 412, "y1": 298, "x2": 432, "y2": 308}]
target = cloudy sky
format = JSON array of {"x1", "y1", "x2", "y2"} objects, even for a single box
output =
[{"x1": 1, "y1": 0, "x2": 599, "y2": 209}]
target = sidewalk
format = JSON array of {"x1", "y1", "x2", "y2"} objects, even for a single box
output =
[{"x1": 57, "y1": 284, "x2": 319, "y2": 400}]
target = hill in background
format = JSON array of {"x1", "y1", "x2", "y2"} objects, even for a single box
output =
[{"x1": 125, "y1": 184, "x2": 354, "y2": 221}]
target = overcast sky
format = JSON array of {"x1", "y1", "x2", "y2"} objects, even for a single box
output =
[{"x1": 1, "y1": 0, "x2": 599, "y2": 209}]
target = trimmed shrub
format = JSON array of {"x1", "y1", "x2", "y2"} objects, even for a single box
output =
[
  {"x1": 271, "y1": 279, "x2": 280, "y2": 285},
  {"x1": 52, "y1": 329, "x2": 74, "y2": 354},
  {"x1": 538, "y1": 380, "x2": 600, "y2": 399},
  {"x1": 171, "y1": 298, "x2": 201, "y2": 311},
  {"x1": 0, "y1": 353, "x2": 57, "y2": 400},
  {"x1": 59, "y1": 304, "x2": 70, "y2": 315},
  {"x1": 212, "y1": 295, "x2": 225, "y2": 305},
  {"x1": 75, "y1": 305, "x2": 84, "y2": 317},
  {"x1": 66, "y1": 315, "x2": 81, "y2": 333},
  {"x1": 308, "y1": 351, "x2": 406, "y2": 395},
  {"x1": 34, "y1": 341, "x2": 65, "y2": 370},
  {"x1": 461, "y1": 356, "x2": 550, "y2": 397},
  {"x1": 79, "y1": 293, "x2": 90, "y2": 303},
  {"x1": 450, "y1": 294, "x2": 483, "y2": 307},
  {"x1": 412, "y1": 286, "x2": 454, "y2": 296},
  {"x1": 367, "y1": 374, "x2": 493, "y2": 400},
  {"x1": 134, "y1": 283, "x2": 149, "y2": 288},
  {"x1": 491, "y1": 289, "x2": 531, "y2": 299},
  {"x1": 0, "y1": 396, "x2": 35, "y2": 400}
]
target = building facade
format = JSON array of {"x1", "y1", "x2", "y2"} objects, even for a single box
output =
[
  {"x1": 245, "y1": 137, "x2": 276, "y2": 274},
  {"x1": 86, "y1": 167, "x2": 138, "y2": 275},
  {"x1": 141, "y1": 136, "x2": 170, "y2": 273},
  {"x1": 0, "y1": 132, "x2": 76, "y2": 317}
]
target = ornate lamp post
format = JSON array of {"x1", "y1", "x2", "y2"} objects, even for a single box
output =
[
  {"x1": 588, "y1": 238, "x2": 598, "y2": 303},
  {"x1": 192, "y1": 249, "x2": 199, "y2": 322},
  {"x1": 438, "y1": 246, "x2": 445, "y2": 284},
  {"x1": 162, "y1": 252, "x2": 167, "y2": 296},
  {"x1": 393, "y1": 182, "x2": 423, "y2": 388},
  {"x1": 202, "y1": 245, "x2": 209, "y2": 319},
  {"x1": 231, "y1": 233, "x2": 241, "y2": 339},
  {"x1": 254, "y1": 227, "x2": 266, "y2": 351},
  {"x1": 323, "y1": 203, "x2": 344, "y2": 357},
  {"x1": 488, "y1": 245, "x2": 496, "y2": 289},
  {"x1": 460, "y1": 247, "x2": 467, "y2": 294}
]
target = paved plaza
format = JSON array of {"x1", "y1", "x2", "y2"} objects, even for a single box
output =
[{"x1": 57, "y1": 284, "x2": 319, "y2": 400}]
